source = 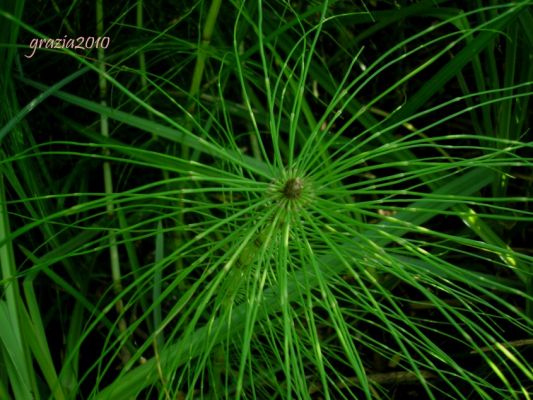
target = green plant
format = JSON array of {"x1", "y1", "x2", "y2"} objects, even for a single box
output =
[{"x1": 1, "y1": 1, "x2": 532, "y2": 399}]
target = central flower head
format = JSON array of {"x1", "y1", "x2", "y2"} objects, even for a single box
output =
[
  {"x1": 268, "y1": 171, "x2": 315, "y2": 214},
  {"x1": 281, "y1": 177, "x2": 305, "y2": 200}
]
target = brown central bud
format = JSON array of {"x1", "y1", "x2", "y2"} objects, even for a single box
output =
[{"x1": 281, "y1": 177, "x2": 304, "y2": 200}]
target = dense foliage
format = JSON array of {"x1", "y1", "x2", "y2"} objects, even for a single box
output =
[{"x1": 1, "y1": 1, "x2": 532, "y2": 399}]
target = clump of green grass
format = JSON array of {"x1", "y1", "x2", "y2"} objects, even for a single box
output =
[{"x1": 1, "y1": 1, "x2": 532, "y2": 399}]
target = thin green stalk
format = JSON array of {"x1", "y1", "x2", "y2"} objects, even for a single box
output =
[
  {"x1": 189, "y1": 0, "x2": 223, "y2": 106},
  {"x1": 96, "y1": 0, "x2": 130, "y2": 364},
  {"x1": 136, "y1": 0, "x2": 148, "y2": 98}
]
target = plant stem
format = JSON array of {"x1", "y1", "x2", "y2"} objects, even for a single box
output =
[
  {"x1": 189, "y1": 0, "x2": 223, "y2": 108},
  {"x1": 96, "y1": 0, "x2": 130, "y2": 364}
]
